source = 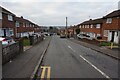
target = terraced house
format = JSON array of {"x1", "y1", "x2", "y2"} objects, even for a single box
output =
[
  {"x1": 15, "y1": 16, "x2": 35, "y2": 38},
  {"x1": 102, "y1": 9, "x2": 120, "y2": 44},
  {"x1": 0, "y1": 6, "x2": 16, "y2": 38},
  {"x1": 0, "y1": 6, "x2": 42, "y2": 38}
]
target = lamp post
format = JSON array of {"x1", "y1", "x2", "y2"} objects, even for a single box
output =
[{"x1": 66, "y1": 17, "x2": 68, "y2": 38}]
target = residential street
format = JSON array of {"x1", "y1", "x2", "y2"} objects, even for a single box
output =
[{"x1": 41, "y1": 35, "x2": 119, "y2": 79}]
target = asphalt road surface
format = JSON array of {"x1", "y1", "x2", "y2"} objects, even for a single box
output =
[{"x1": 41, "y1": 35, "x2": 119, "y2": 79}]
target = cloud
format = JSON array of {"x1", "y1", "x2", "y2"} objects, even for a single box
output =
[{"x1": 0, "y1": 1, "x2": 119, "y2": 26}]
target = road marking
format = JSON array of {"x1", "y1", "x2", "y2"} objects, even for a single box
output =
[
  {"x1": 79, "y1": 55, "x2": 111, "y2": 79},
  {"x1": 41, "y1": 66, "x2": 51, "y2": 80},
  {"x1": 68, "y1": 46, "x2": 76, "y2": 52}
]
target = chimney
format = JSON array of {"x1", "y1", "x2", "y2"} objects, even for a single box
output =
[
  {"x1": 89, "y1": 19, "x2": 92, "y2": 21},
  {"x1": 21, "y1": 16, "x2": 23, "y2": 18}
]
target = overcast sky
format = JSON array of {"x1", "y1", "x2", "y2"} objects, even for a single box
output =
[{"x1": 0, "y1": 0, "x2": 120, "y2": 26}]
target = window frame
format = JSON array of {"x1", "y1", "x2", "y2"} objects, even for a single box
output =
[{"x1": 8, "y1": 15, "x2": 13, "y2": 21}]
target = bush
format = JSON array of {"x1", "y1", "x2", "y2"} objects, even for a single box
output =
[
  {"x1": 100, "y1": 42, "x2": 111, "y2": 46},
  {"x1": 23, "y1": 38, "x2": 30, "y2": 46}
]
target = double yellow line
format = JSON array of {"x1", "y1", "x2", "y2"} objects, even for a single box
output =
[{"x1": 40, "y1": 66, "x2": 51, "y2": 80}]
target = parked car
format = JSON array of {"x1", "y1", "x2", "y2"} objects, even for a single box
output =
[
  {"x1": 0, "y1": 37, "x2": 16, "y2": 46},
  {"x1": 60, "y1": 34, "x2": 66, "y2": 38},
  {"x1": 31, "y1": 33, "x2": 41, "y2": 37},
  {"x1": 42, "y1": 32, "x2": 50, "y2": 36},
  {"x1": 77, "y1": 34, "x2": 93, "y2": 40}
]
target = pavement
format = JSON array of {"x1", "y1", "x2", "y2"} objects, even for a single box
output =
[
  {"x1": 68, "y1": 38, "x2": 120, "y2": 60},
  {"x1": 2, "y1": 36, "x2": 51, "y2": 78},
  {"x1": 24, "y1": 46, "x2": 32, "y2": 51},
  {"x1": 40, "y1": 35, "x2": 119, "y2": 78}
]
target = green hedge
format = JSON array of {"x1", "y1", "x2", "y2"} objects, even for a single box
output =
[
  {"x1": 23, "y1": 38, "x2": 30, "y2": 46},
  {"x1": 100, "y1": 42, "x2": 118, "y2": 46}
]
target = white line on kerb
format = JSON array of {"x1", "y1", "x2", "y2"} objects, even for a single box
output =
[
  {"x1": 68, "y1": 46, "x2": 76, "y2": 52},
  {"x1": 79, "y1": 55, "x2": 111, "y2": 79}
]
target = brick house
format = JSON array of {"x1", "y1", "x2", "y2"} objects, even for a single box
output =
[
  {"x1": 102, "y1": 10, "x2": 120, "y2": 44},
  {"x1": 15, "y1": 16, "x2": 35, "y2": 38},
  {"x1": 34, "y1": 24, "x2": 41, "y2": 33},
  {"x1": 0, "y1": 6, "x2": 42, "y2": 38},
  {"x1": 0, "y1": 6, "x2": 16, "y2": 38},
  {"x1": 77, "y1": 18, "x2": 103, "y2": 39}
]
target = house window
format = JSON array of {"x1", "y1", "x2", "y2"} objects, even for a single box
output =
[
  {"x1": 87, "y1": 25, "x2": 89, "y2": 28},
  {"x1": 0, "y1": 28, "x2": 4, "y2": 36},
  {"x1": 23, "y1": 23, "x2": 25, "y2": 27},
  {"x1": 16, "y1": 21, "x2": 20, "y2": 27},
  {"x1": 8, "y1": 15, "x2": 13, "y2": 21},
  {"x1": 30, "y1": 24, "x2": 32, "y2": 27},
  {"x1": 33, "y1": 25, "x2": 34, "y2": 27},
  {"x1": 79, "y1": 26, "x2": 81, "y2": 28},
  {"x1": 83, "y1": 25, "x2": 84, "y2": 28},
  {"x1": 26, "y1": 23, "x2": 28, "y2": 27},
  {"x1": 9, "y1": 29, "x2": 14, "y2": 36},
  {"x1": 90, "y1": 25, "x2": 93, "y2": 28},
  {"x1": 0, "y1": 13, "x2": 2, "y2": 19},
  {"x1": 104, "y1": 30, "x2": 108, "y2": 37},
  {"x1": 106, "y1": 18, "x2": 112, "y2": 23},
  {"x1": 96, "y1": 24, "x2": 100, "y2": 28}
]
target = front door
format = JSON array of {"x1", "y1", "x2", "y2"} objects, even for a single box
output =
[{"x1": 111, "y1": 31, "x2": 115, "y2": 42}]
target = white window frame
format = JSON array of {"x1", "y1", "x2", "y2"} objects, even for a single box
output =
[
  {"x1": 8, "y1": 15, "x2": 13, "y2": 21},
  {"x1": 106, "y1": 18, "x2": 112, "y2": 23},
  {"x1": 96, "y1": 24, "x2": 101, "y2": 28},
  {"x1": 23, "y1": 23, "x2": 25, "y2": 27},
  {"x1": 16, "y1": 21, "x2": 20, "y2": 27},
  {"x1": 104, "y1": 30, "x2": 108, "y2": 37},
  {"x1": 79, "y1": 25, "x2": 81, "y2": 28},
  {"x1": 90, "y1": 25, "x2": 93, "y2": 28},
  {"x1": 0, "y1": 13, "x2": 2, "y2": 19}
]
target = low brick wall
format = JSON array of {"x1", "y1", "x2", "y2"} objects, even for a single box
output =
[
  {"x1": 2, "y1": 39, "x2": 23, "y2": 65},
  {"x1": 29, "y1": 36, "x2": 43, "y2": 45}
]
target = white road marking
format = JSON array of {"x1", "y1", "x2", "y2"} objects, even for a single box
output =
[
  {"x1": 79, "y1": 55, "x2": 111, "y2": 79},
  {"x1": 68, "y1": 46, "x2": 76, "y2": 52},
  {"x1": 67, "y1": 45, "x2": 111, "y2": 79}
]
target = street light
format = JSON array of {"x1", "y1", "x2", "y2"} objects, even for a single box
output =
[{"x1": 66, "y1": 17, "x2": 68, "y2": 38}]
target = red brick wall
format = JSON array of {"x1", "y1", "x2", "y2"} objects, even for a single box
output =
[
  {"x1": 2, "y1": 13, "x2": 15, "y2": 28},
  {"x1": 102, "y1": 17, "x2": 119, "y2": 40},
  {"x1": 102, "y1": 17, "x2": 119, "y2": 30},
  {"x1": 2, "y1": 13, "x2": 16, "y2": 37},
  {"x1": 80, "y1": 28, "x2": 101, "y2": 34}
]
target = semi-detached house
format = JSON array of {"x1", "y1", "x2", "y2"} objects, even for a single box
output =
[
  {"x1": 15, "y1": 16, "x2": 35, "y2": 38},
  {"x1": 77, "y1": 18, "x2": 103, "y2": 39},
  {"x1": 102, "y1": 9, "x2": 120, "y2": 44},
  {"x1": 0, "y1": 6, "x2": 16, "y2": 38}
]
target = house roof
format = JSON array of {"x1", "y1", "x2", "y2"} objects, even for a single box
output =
[
  {"x1": 103, "y1": 9, "x2": 120, "y2": 18},
  {"x1": 0, "y1": 6, "x2": 15, "y2": 16},
  {"x1": 79, "y1": 18, "x2": 103, "y2": 25},
  {"x1": 15, "y1": 17, "x2": 34, "y2": 24}
]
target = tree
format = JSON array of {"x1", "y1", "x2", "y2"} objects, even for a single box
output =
[{"x1": 75, "y1": 28, "x2": 80, "y2": 34}]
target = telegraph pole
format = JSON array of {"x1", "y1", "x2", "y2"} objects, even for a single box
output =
[{"x1": 66, "y1": 17, "x2": 68, "y2": 38}]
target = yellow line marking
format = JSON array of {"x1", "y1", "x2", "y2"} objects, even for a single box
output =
[{"x1": 40, "y1": 66, "x2": 51, "y2": 80}]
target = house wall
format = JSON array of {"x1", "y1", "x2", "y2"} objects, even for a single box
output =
[
  {"x1": 79, "y1": 24, "x2": 102, "y2": 38},
  {"x1": 102, "y1": 17, "x2": 119, "y2": 44},
  {"x1": 102, "y1": 17, "x2": 119, "y2": 30},
  {"x1": 2, "y1": 12, "x2": 16, "y2": 37}
]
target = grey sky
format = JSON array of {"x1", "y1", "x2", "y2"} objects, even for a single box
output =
[{"x1": 0, "y1": 0, "x2": 119, "y2": 26}]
